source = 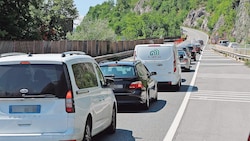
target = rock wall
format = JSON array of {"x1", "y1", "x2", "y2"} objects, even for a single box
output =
[
  {"x1": 232, "y1": 0, "x2": 250, "y2": 44},
  {"x1": 183, "y1": 0, "x2": 250, "y2": 44}
]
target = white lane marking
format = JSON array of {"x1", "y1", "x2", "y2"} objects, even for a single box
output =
[
  {"x1": 190, "y1": 98, "x2": 250, "y2": 103},
  {"x1": 200, "y1": 63, "x2": 243, "y2": 66},
  {"x1": 201, "y1": 58, "x2": 233, "y2": 60},
  {"x1": 163, "y1": 35, "x2": 208, "y2": 141},
  {"x1": 190, "y1": 90, "x2": 250, "y2": 103}
]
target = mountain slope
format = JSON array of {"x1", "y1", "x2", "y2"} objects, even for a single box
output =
[{"x1": 75, "y1": 0, "x2": 249, "y2": 43}]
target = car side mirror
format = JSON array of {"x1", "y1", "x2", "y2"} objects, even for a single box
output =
[
  {"x1": 150, "y1": 72, "x2": 157, "y2": 76},
  {"x1": 103, "y1": 77, "x2": 114, "y2": 87}
]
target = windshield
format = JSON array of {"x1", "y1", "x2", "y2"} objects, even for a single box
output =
[
  {"x1": 0, "y1": 64, "x2": 68, "y2": 98},
  {"x1": 100, "y1": 65, "x2": 135, "y2": 77}
]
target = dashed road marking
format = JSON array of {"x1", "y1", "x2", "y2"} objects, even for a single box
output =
[{"x1": 190, "y1": 90, "x2": 250, "y2": 103}]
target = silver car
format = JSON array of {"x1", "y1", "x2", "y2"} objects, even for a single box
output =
[{"x1": 178, "y1": 49, "x2": 191, "y2": 71}]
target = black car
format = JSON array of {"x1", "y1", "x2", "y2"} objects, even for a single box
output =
[{"x1": 99, "y1": 61, "x2": 158, "y2": 110}]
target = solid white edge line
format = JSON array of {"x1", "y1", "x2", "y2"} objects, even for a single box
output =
[{"x1": 163, "y1": 29, "x2": 208, "y2": 141}]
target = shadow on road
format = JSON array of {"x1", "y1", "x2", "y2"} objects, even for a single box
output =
[
  {"x1": 118, "y1": 100, "x2": 167, "y2": 113},
  {"x1": 93, "y1": 129, "x2": 135, "y2": 141},
  {"x1": 158, "y1": 84, "x2": 198, "y2": 92},
  {"x1": 179, "y1": 85, "x2": 198, "y2": 92}
]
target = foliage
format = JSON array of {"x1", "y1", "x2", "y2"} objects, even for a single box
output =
[
  {"x1": 0, "y1": 0, "x2": 78, "y2": 40},
  {"x1": 66, "y1": 17, "x2": 116, "y2": 41},
  {"x1": 0, "y1": 0, "x2": 41, "y2": 40}
]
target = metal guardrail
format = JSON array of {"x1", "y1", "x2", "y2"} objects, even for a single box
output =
[
  {"x1": 211, "y1": 45, "x2": 250, "y2": 61},
  {"x1": 94, "y1": 50, "x2": 134, "y2": 63}
]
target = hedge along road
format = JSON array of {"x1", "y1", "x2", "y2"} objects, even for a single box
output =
[
  {"x1": 91, "y1": 27, "x2": 208, "y2": 141},
  {"x1": 171, "y1": 28, "x2": 250, "y2": 141}
]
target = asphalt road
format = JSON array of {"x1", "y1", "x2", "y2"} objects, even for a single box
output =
[
  {"x1": 93, "y1": 28, "x2": 250, "y2": 141},
  {"x1": 172, "y1": 45, "x2": 250, "y2": 141}
]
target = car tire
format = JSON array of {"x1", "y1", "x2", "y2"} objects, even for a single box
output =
[
  {"x1": 142, "y1": 93, "x2": 150, "y2": 110},
  {"x1": 174, "y1": 81, "x2": 181, "y2": 91},
  {"x1": 106, "y1": 106, "x2": 116, "y2": 134},
  {"x1": 154, "y1": 92, "x2": 158, "y2": 102},
  {"x1": 83, "y1": 118, "x2": 92, "y2": 141}
]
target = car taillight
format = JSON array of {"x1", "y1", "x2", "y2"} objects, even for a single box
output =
[
  {"x1": 129, "y1": 81, "x2": 143, "y2": 89},
  {"x1": 65, "y1": 90, "x2": 75, "y2": 113}
]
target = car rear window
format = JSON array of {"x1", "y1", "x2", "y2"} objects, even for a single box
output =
[
  {"x1": 100, "y1": 65, "x2": 135, "y2": 77},
  {"x1": 136, "y1": 46, "x2": 172, "y2": 60},
  {"x1": 0, "y1": 64, "x2": 68, "y2": 98}
]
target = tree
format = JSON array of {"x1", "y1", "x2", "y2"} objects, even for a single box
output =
[
  {"x1": 41, "y1": 0, "x2": 78, "y2": 40},
  {"x1": 66, "y1": 17, "x2": 116, "y2": 41},
  {"x1": 0, "y1": 0, "x2": 41, "y2": 40},
  {"x1": 0, "y1": 0, "x2": 78, "y2": 40}
]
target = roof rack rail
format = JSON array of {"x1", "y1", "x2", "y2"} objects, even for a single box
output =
[
  {"x1": 0, "y1": 52, "x2": 27, "y2": 58},
  {"x1": 61, "y1": 51, "x2": 86, "y2": 57}
]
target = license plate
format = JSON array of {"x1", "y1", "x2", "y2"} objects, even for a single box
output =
[
  {"x1": 113, "y1": 85, "x2": 123, "y2": 88},
  {"x1": 9, "y1": 105, "x2": 41, "y2": 114}
]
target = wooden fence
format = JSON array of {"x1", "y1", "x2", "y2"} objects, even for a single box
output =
[{"x1": 0, "y1": 39, "x2": 164, "y2": 57}]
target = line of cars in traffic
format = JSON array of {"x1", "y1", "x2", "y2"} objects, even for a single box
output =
[
  {"x1": 177, "y1": 40, "x2": 203, "y2": 71},
  {"x1": 99, "y1": 41, "x2": 204, "y2": 111},
  {"x1": 218, "y1": 39, "x2": 240, "y2": 48},
  {"x1": 0, "y1": 40, "x2": 204, "y2": 141}
]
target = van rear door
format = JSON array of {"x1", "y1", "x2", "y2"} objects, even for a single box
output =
[{"x1": 135, "y1": 45, "x2": 175, "y2": 82}]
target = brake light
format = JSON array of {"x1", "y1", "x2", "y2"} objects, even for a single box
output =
[
  {"x1": 129, "y1": 81, "x2": 143, "y2": 89},
  {"x1": 65, "y1": 90, "x2": 75, "y2": 113},
  {"x1": 20, "y1": 61, "x2": 30, "y2": 64}
]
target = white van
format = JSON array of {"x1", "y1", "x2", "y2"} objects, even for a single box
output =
[{"x1": 133, "y1": 43, "x2": 182, "y2": 91}]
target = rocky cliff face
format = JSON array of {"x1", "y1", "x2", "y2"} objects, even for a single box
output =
[
  {"x1": 133, "y1": 0, "x2": 152, "y2": 14},
  {"x1": 233, "y1": 0, "x2": 250, "y2": 44},
  {"x1": 183, "y1": 7, "x2": 210, "y2": 32},
  {"x1": 183, "y1": 0, "x2": 250, "y2": 44}
]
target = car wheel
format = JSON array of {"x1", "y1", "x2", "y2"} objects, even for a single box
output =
[
  {"x1": 83, "y1": 118, "x2": 92, "y2": 141},
  {"x1": 174, "y1": 81, "x2": 181, "y2": 91},
  {"x1": 106, "y1": 106, "x2": 116, "y2": 134},
  {"x1": 142, "y1": 93, "x2": 150, "y2": 110},
  {"x1": 154, "y1": 91, "x2": 158, "y2": 102}
]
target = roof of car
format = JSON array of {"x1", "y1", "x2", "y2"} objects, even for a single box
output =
[
  {"x1": 0, "y1": 51, "x2": 94, "y2": 64},
  {"x1": 135, "y1": 43, "x2": 175, "y2": 47}
]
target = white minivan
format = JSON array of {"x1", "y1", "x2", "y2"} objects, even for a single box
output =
[
  {"x1": 133, "y1": 43, "x2": 182, "y2": 91},
  {"x1": 0, "y1": 51, "x2": 117, "y2": 141}
]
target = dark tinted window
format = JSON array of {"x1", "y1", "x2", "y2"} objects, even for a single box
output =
[
  {"x1": 0, "y1": 64, "x2": 68, "y2": 98},
  {"x1": 72, "y1": 62, "x2": 98, "y2": 89},
  {"x1": 100, "y1": 65, "x2": 135, "y2": 77}
]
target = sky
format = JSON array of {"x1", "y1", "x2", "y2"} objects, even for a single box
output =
[
  {"x1": 74, "y1": 0, "x2": 107, "y2": 17},
  {"x1": 73, "y1": 0, "x2": 107, "y2": 28}
]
